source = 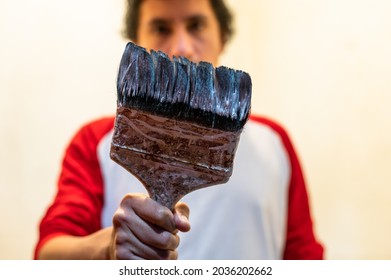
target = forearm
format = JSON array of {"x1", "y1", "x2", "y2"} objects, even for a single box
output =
[{"x1": 38, "y1": 227, "x2": 112, "y2": 260}]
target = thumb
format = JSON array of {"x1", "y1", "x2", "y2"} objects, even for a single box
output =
[{"x1": 173, "y1": 202, "x2": 190, "y2": 232}]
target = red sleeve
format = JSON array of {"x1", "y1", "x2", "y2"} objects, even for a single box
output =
[
  {"x1": 250, "y1": 115, "x2": 324, "y2": 259},
  {"x1": 34, "y1": 117, "x2": 115, "y2": 259}
]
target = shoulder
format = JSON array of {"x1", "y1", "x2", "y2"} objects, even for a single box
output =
[
  {"x1": 247, "y1": 114, "x2": 302, "y2": 177},
  {"x1": 71, "y1": 116, "x2": 115, "y2": 144},
  {"x1": 249, "y1": 115, "x2": 291, "y2": 141},
  {"x1": 77, "y1": 116, "x2": 115, "y2": 138},
  {"x1": 63, "y1": 116, "x2": 115, "y2": 157},
  {"x1": 248, "y1": 114, "x2": 296, "y2": 154}
]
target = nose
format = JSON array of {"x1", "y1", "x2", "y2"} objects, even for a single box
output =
[{"x1": 169, "y1": 28, "x2": 196, "y2": 61}]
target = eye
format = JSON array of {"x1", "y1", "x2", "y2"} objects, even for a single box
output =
[
  {"x1": 152, "y1": 23, "x2": 171, "y2": 36},
  {"x1": 187, "y1": 18, "x2": 206, "y2": 33}
]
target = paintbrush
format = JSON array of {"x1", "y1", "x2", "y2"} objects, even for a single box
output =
[{"x1": 110, "y1": 42, "x2": 251, "y2": 211}]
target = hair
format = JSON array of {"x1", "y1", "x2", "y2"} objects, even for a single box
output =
[{"x1": 123, "y1": 0, "x2": 234, "y2": 45}]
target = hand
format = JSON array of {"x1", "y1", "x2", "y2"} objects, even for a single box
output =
[{"x1": 109, "y1": 193, "x2": 190, "y2": 260}]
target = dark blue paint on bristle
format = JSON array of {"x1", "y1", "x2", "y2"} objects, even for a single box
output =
[{"x1": 117, "y1": 42, "x2": 252, "y2": 132}]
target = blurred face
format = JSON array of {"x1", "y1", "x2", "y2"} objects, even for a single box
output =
[{"x1": 136, "y1": 0, "x2": 224, "y2": 65}]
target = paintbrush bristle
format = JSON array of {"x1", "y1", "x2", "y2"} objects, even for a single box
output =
[{"x1": 117, "y1": 42, "x2": 252, "y2": 132}]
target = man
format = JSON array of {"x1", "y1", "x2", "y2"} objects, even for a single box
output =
[{"x1": 35, "y1": 0, "x2": 324, "y2": 260}]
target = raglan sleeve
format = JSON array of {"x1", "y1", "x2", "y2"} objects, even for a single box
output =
[
  {"x1": 277, "y1": 125, "x2": 324, "y2": 259},
  {"x1": 34, "y1": 118, "x2": 114, "y2": 259}
]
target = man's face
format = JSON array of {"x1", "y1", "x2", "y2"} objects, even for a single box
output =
[{"x1": 136, "y1": 0, "x2": 224, "y2": 65}]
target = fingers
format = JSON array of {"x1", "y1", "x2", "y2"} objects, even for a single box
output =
[
  {"x1": 111, "y1": 193, "x2": 187, "y2": 260},
  {"x1": 126, "y1": 195, "x2": 177, "y2": 233},
  {"x1": 174, "y1": 202, "x2": 191, "y2": 233},
  {"x1": 111, "y1": 222, "x2": 178, "y2": 260}
]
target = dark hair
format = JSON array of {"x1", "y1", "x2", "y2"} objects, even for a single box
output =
[{"x1": 123, "y1": 0, "x2": 234, "y2": 44}]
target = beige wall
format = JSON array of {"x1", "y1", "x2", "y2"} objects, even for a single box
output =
[{"x1": 1, "y1": 0, "x2": 390, "y2": 259}]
